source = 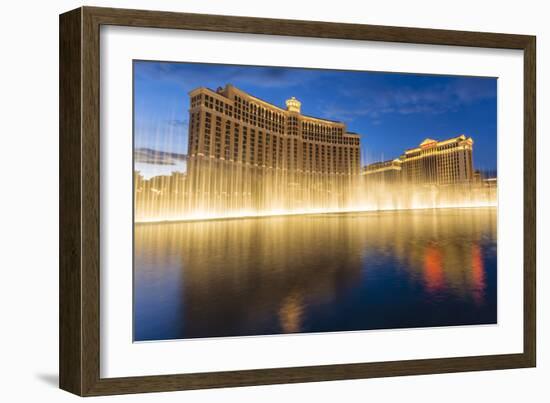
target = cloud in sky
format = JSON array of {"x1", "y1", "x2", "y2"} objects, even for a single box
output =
[
  {"x1": 134, "y1": 147, "x2": 188, "y2": 179},
  {"x1": 135, "y1": 62, "x2": 316, "y2": 90},
  {"x1": 321, "y1": 77, "x2": 496, "y2": 122},
  {"x1": 134, "y1": 147, "x2": 187, "y2": 166},
  {"x1": 167, "y1": 118, "x2": 188, "y2": 128}
]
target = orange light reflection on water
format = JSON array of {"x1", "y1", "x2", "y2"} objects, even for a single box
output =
[
  {"x1": 423, "y1": 244, "x2": 445, "y2": 293},
  {"x1": 471, "y1": 244, "x2": 486, "y2": 304}
]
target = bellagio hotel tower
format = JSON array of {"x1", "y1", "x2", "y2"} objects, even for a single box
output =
[{"x1": 185, "y1": 84, "x2": 361, "y2": 213}]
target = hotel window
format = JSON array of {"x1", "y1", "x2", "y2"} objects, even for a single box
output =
[
  {"x1": 250, "y1": 129, "x2": 256, "y2": 164},
  {"x1": 278, "y1": 138, "x2": 284, "y2": 168},
  {"x1": 224, "y1": 121, "x2": 231, "y2": 160},
  {"x1": 242, "y1": 127, "x2": 248, "y2": 162},
  {"x1": 204, "y1": 112, "x2": 212, "y2": 154},
  {"x1": 293, "y1": 139, "x2": 298, "y2": 168},
  {"x1": 233, "y1": 124, "x2": 240, "y2": 160},
  {"x1": 286, "y1": 138, "x2": 291, "y2": 168},
  {"x1": 273, "y1": 137, "x2": 278, "y2": 167},
  {"x1": 258, "y1": 131, "x2": 264, "y2": 165},
  {"x1": 214, "y1": 116, "x2": 222, "y2": 158}
]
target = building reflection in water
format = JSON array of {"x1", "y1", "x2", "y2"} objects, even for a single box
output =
[
  {"x1": 134, "y1": 208, "x2": 497, "y2": 341},
  {"x1": 470, "y1": 244, "x2": 486, "y2": 305},
  {"x1": 423, "y1": 244, "x2": 444, "y2": 293},
  {"x1": 278, "y1": 291, "x2": 305, "y2": 333}
]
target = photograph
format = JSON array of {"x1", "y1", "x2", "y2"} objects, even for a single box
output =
[
  {"x1": 51, "y1": 3, "x2": 539, "y2": 397},
  {"x1": 133, "y1": 61, "x2": 498, "y2": 342}
]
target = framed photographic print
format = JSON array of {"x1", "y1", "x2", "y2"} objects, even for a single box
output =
[{"x1": 59, "y1": 6, "x2": 536, "y2": 396}]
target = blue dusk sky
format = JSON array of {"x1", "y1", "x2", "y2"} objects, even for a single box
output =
[{"x1": 134, "y1": 60, "x2": 497, "y2": 178}]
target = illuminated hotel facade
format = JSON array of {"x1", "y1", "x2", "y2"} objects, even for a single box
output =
[
  {"x1": 185, "y1": 84, "x2": 362, "y2": 213},
  {"x1": 363, "y1": 135, "x2": 475, "y2": 185},
  {"x1": 361, "y1": 158, "x2": 403, "y2": 186},
  {"x1": 135, "y1": 93, "x2": 496, "y2": 222}
]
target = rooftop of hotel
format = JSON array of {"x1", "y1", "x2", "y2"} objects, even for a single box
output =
[
  {"x1": 404, "y1": 134, "x2": 473, "y2": 154},
  {"x1": 190, "y1": 84, "x2": 350, "y2": 126},
  {"x1": 364, "y1": 134, "x2": 474, "y2": 170}
]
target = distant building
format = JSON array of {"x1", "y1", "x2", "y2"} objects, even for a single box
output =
[
  {"x1": 363, "y1": 135, "x2": 475, "y2": 186},
  {"x1": 401, "y1": 135, "x2": 474, "y2": 184},
  {"x1": 473, "y1": 170, "x2": 482, "y2": 183},
  {"x1": 362, "y1": 158, "x2": 402, "y2": 185}
]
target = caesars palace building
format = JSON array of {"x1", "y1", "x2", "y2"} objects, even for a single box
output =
[
  {"x1": 363, "y1": 135, "x2": 475, "y2": 186},
  {"x1": 185, "y1": 84, "x2": 362, "y2": 212}
]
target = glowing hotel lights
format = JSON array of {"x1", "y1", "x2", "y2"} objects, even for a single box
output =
[{"x1": 134, "y1": 85, "x2": 496, "y2": 223}]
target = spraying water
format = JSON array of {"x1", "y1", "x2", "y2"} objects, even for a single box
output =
[{"x1": 134, "y1": 161, "x2": 496, "y2": 223}]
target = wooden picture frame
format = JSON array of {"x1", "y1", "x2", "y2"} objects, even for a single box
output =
[{"x1": 59, "y1": 6, "x2": 536, "y2": 396}]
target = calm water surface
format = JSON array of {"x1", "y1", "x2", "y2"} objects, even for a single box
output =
[{"x1": 134, "y1": 208, "x2": 497, "y2": 341}]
